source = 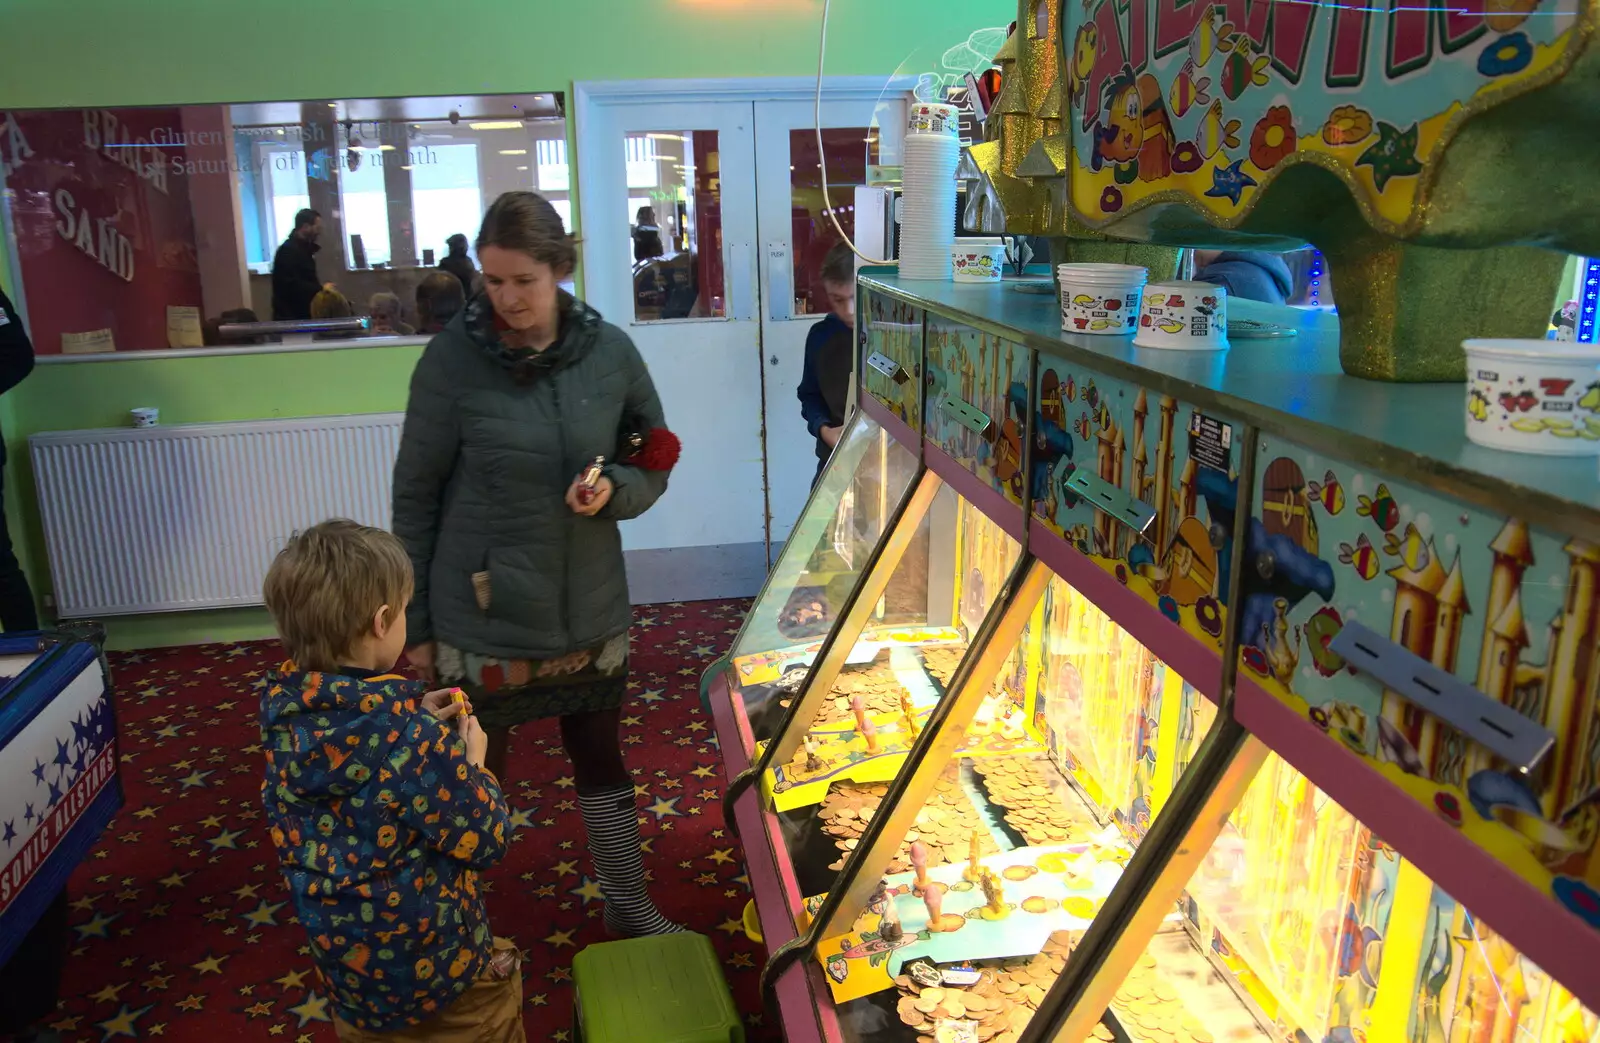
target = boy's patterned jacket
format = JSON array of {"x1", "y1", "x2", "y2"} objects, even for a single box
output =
[{"x1": 260, "y1": 667, "x2": 510, "y2": 1031}]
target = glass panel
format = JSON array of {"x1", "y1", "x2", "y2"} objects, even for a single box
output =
[
  {"x1": 1040, "y1": 752, "x2": 1597, "y2": 1043},
  {"x1": 789, "y1": 127, "x2": 880, "y2": 317},
  {"x1": 729, "y1": 410, "x2": 921, "y2": 747},
  {"x1": 627, "y1": 130, "x2": 725, "y2": 322},
  {"x1": 0, "y1": 94, "x2": 568, "y2": 354},
  {"x1": 811, "y1": 568, "x2": 1223, "y2": 1043}
]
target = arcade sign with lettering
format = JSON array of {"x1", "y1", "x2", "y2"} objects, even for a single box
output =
[{"x1": 1065, "y1": 0, "x2": 1581, "y2": 231}]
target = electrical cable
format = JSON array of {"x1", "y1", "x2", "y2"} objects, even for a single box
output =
[{"x1": 816, "y1": 0, "x2": 893, "y2": 265}]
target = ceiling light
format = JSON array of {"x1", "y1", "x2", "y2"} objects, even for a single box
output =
[
  {"x1": 499, "y1": 149, "x2": 528, "y2": 155},
  {"x1": 517, "y1": 165, "x2": 529, "y2": 171},
  {"x1": 470, "y1": 121, "x2": 523, "y2": 130},
  {"x1": 647, "y1": 133, "x2": 685, "y2": 141},
  {"x1": 379, "y1": 144, "x2": 395, "y2": 151}
]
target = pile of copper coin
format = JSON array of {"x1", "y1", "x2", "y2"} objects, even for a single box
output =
[
  {"x1": 920, "y1": 646, "x2": 968, "y2": 688},
  {"x1": 779, "y1": 658, "x2": 909, "y2": 725},
  {"x1": 818, "y1": 770, "x2": 999, "y2": 873},
  {"x1": 1107, "y1": 955, "x2": 1214, "y2": 1043},
  {"x1": 973, "y1": 757, "x2": 1088, "y2": 846},
  {"x1": 891, "y1": 930, "x2": 1117, "y2": 1043}
]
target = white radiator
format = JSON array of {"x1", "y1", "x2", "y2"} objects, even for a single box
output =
[{"x1": 30, "y1": 413, "x2": 404, "y2": 617}]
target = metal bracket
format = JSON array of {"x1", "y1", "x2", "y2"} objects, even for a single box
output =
[
  {"x1": 941, "y1": 396, "x2": 994, "y2": 439},
  {"x1": 866, "y1": 351, "x2": 910, "y2": 385},
  {"x1": 1063, "y1": 469, "x2": 1157, "y2": 534},
  {"x1": 1329, "y1": 620, "x2": 1555, "y2": 775}
]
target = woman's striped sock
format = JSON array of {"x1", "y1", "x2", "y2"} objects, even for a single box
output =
[{"x1": 577, "y1": 785, "x2": 686, "y2": 937}]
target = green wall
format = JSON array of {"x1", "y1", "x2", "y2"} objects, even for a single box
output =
[{"x1": 0, "y1": 0, "x2": 1007, "y2": 649}]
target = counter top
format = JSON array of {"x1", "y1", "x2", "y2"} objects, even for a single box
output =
[
  {"x1": 37, "y1": 333, "x2": 433, "y2": 365},
  {"x1": 861, "y1": 273, "x2": 1600, "y2": 542}
]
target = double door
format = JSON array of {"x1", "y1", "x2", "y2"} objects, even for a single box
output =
[{"x1": 578, "y1": 81, "x2": 908, "y2": 599}]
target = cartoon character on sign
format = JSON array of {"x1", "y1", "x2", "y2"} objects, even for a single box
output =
[
  {"x1": 1093, "y1": 65, "x2": 1174, "y2": 181},
  {"x1": 1068, "y1": 22, "x2": 1098, "y2": 107}
]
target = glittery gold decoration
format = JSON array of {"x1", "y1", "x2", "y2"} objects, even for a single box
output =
[{"x1": 971, "y1": 0, "x2": 1600, "y2": 382}]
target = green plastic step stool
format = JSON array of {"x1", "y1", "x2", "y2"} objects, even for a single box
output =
[{"x1": 572, "y1": 932, "x2": 744, "y2": 1043}]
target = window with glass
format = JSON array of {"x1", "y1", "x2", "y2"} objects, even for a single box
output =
[
  {"x1": 624, "y1": 130, "x2": 725, "y2": 322},
  {"x1": 0, "y1": 93, "x2": 569, "y2": 355},
  {"x1": 789, "y1": 127, "x2": 880, "y2": 316}
]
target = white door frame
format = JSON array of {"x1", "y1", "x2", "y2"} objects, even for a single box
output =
[{"x1": 573, "y1": 77, "x2": 914, "y2": 602}]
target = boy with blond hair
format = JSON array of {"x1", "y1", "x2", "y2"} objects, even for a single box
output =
[{"x1": 260, "y1": 519, "x2": 522, "y2": 1043}]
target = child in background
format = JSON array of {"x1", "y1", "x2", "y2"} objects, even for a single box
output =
[
  {"x1": 797, "y1": 242, "x2": 857, "y2": 486},
  {"x1": 260, "y1": 520, "x2": 522, "y2": 1043}
]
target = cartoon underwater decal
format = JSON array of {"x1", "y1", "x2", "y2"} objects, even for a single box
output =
[
  {"x1": 1241, "y1": 435, "x2": 1600, "y2": 931},
  {"x1": 862, "y1": 292, "x2": 924, "y2": 430},
  {"x1": 925, "y1": 316, "x2": 1031, "y2": 508},
  {"x1": 1064, "y1": 0, "x2": 1584, "y2": 228}
]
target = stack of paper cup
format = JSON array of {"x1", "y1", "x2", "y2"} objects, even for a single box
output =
[
  {"x1": 1057, "y1": 263, "x2": 1148, "y2": 335},
  {"x1": 900, "y1": 103, "x2": 961, "y2": 280},
  {"x1": 1134, "y1": 281, "x2": 1230, "y2": 351}
]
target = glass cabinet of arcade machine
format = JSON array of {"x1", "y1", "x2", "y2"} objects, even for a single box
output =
[{"x1": 705, "y1": 274, "x2": 1600, "y2": 1043}]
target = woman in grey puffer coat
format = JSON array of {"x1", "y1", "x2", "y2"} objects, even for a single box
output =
[{"x1": 392, "y1": 191, "x2": 681, "y2": 936}]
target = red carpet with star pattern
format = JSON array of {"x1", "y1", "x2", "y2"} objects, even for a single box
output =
[{"x1": 31, "y1": 600, "x2": 779, "y2": 1043}]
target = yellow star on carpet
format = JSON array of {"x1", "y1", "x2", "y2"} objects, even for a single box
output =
[
  {"x1": 544, "y1": 928, "x2": 575, "y2": 949},
  {"x1": 530, "y1": 993, "x2": 549, "y2": 1006},
  {"x1": 74, "y1": 911, "x2": 120, "y2": 939},
  {"x1": 715, "y1": 917, "x2": 744, "y2": 936},
  {"x1": 551, "y1": 859, "x2": 579, "y2": 877},
  {"x1": 198, "y1": 814, "x2": 225, "y2": 829},
  {"x1": 142, "y1": 974, "x2": 173, "y2": 992},
  {"x1": 157, "y1": 870, "x2": 191, "y2": 889},
  {"x1": 232, "y1": 882, "x2": 262, "y2": 901},
  {"x1": 729, "y1": 952, "x2": 754, "y2": 969},
  {"x1": 554, "y1": 775, "x2": 575, "y2": 789},
  {"x1": 245, "y1": 1000, "x2": 275, "y2": 1018},
  {"x1": 242, "y1": 900, "x2": 286, "y2": 928},
  {"x1": 288, "y1": 992, "x2": 332, "y2": 1026},
  {"x1": 69, "y1": 894, "x2": 98, "y2": 913},
  {"x1": 268, "y1": 1026, "x2": 286, "y2": 1036},
  {"x1": 132, "y1": 806, "x2": 160, "y2": 820},
  {"x1": 274, "y1": 968, "x2": 312, "y2": 990},
  {"x1": 191, "y1": 952, "x2": 229, "y2": 975},
  {"x1": 570, "y1": 877, "x2": 604, "y2": 903},
  {"x1": 95, "y1": 1004, "x2": 151, "y2": 1039},
  {"x1": 646, "y1": 796, "x2": 682, "y2": 819},
  {"x1": 690, "y1": 765, "x2": 717, "y2": 779},
  {"x1": 708, "y1": 848, "x2": 735, "y2": 865},
  {"x1": 175, "y1": 994, "x2": 205, "y2": 1011},
  {"x1": 207, "y1": 828, "x2": 243, "y2": 850},
  {"x1": 89, "y1": 981, "x2": 129, "y2": 1004},
  {"x1": 47, "y1": 1015, "x2": 81, "y2": 1031}
]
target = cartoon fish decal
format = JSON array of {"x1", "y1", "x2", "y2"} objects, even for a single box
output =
[
  {"x1": 1168, "y1": 61, "x2": 1212, "y2": 118},
  {"x1": 1197, "y1": 100, "x2": 1242, "y2": 159},
  {"x1": 1063, "y1": 375, "x2": 1076, "y2": 402},
  {"x1": 1383, "y1": 523, "x2": 1431, "y2": 572},
  {"x1": 1084, "y1": 380, "x2": 1100, "y2": 409},
  {"x1": 1221, "y1": 40, "x2": 1271, "y2": 100},
  {"x1": 1337, "y1": 900, "x2": 1385, "y2": 988},
  {"x1": 1468, "y1": 388, "x2": 1491, "y2": 422},
  {"x1": 1306, "y1": 469, "x2": 1345, "y2": 514},
  {"x1": 1580, "y1": 381, "x2": 1600, "y2": 412},
  {"x1": 1189, "y1": 9, "x2": 1235, "y2": 68},
  {"x1": 1073, "y1": 413, "x2": 1091, "y2": 440},
  {"x1": 1304, "y1": 606, "x2": 1347, "y2": 677},
  {"x1": 1355, "y1": 483, "x2": 1400, "y2": 532},
  {"x1": 1338, "y1": 534, "x2": 1380, "y2": 580}
]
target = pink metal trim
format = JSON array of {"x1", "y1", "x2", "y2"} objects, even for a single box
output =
[
  {"x1": 924, "y1": 442, "x2": 1027, "y2": 544},
  {"x1": 706, "y1": 672, "x2": 842, "y2": 1043},
  {"x1": 1235, "y1": 674, "x2": 1600, "y2": 1013},
  {"x1": 860, "y1": 394, "x2": 920, "y2": 456},
  {"x1": 1029, "y1": 518, "x2": 1225, "y2": 704}
]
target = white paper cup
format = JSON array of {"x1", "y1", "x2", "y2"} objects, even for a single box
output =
[
  {"x1": 907, "y1": 102, "x2": 960, "y2": 136},
  {"x1": 953, "y1": 239, "x2": 1006, "y2": 282},
  {"x1": 1058, "y1": 264, "x2": 1147, "y2": 335},
  {"x1": 131, "y1": 407, "x2": 159, "y2": 428},
  {"x1": 1133, "y1": 281, "x2": 1230, "y2": 351},
  {"x1": 1464, "y1": 339, "x2": 1600, "y2": 455}
]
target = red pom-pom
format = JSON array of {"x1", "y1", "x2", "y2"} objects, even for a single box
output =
[{"x1": 633, "y1": 427, "x2": 681, "y2": 472}]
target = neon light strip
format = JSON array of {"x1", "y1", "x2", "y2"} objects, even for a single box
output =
[{"x1": 1582, "y1": 257, "x2": 1600, "y2": 344}]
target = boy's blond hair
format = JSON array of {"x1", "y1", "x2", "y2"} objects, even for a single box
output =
[{"x1": 263, "y1": 519, "x2": 412, "y2": 672}]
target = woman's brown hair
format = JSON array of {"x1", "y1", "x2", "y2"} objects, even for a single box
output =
[{"x1": 476, "y1": 191, "x2": 577, "y2": 276}]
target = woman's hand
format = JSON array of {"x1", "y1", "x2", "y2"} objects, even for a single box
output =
[
  {"x1": 407, "y1": 642, "x2": 438, "y2": 684},
  {"x1": 421, "y1": 687, "x2": 472, "y2": 723},
  {"x1": 566, "y1": 475, "x2": 614, "y2": 516}
]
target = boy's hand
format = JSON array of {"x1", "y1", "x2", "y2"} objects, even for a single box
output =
[
  {"x1": 566, "y1": 475, "x2": 613, "y2": 516},
  {"x1": 821, "y1": 425, "x2": 842, "y2": 448},
  {"x1": 421, "y1": 688, "x2": 471, "y2": 722},
  {"x1": 462, "y1": 715, "x2": 489, "y2": 768}
]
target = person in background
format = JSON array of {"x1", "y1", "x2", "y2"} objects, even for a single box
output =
[
  {"x1": 393, "y1": 190, "x2": 682, "y2": 937},
  {"x1": 0, "y1": 283, "x2": 55, "y2": 1043},
  {"x1": 797, "y1": 242, "x2": 856, "y2": 485},
  {"x1": 440, "y1": 234, "x2": 478, "y2": 298},
  {"x1": 369, "y1": 292, "x2": 415, "y2": 336},
  {"x1": 272, "y1": 208, "x2": 328, "y2": 320},
  {"x1": 1191, "y1": 250, "x2": 1300, "y2": 306},
  {"x1": 259, "y1": 520, "x2": 522, "y2": 1043},
  {"x1": 631, "y1": 206, "x2": 664, "y2": 265},
  {"x1": 312, "y1": 288, "x2": 354, "y2": 320},
  {"x1": 416, "y1": 271, "x2": 466, "y2": 334}
]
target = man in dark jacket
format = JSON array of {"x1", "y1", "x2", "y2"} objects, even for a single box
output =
[
  {"x1": 1192, "y1": 250, "x2": 1297, "y2": 306},
  {"x1": 797, "y1": 243, "x2": 856, "y2": 485},
  {"x1": 271, "y1": 208, "x2": 325, "y2": 320},
  {"x1": 439, "y1": 234, "x2": 478, "y2": 298},
  {"x1": 0, "y1": 282, "x2": 52, "y2": 1043}
]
